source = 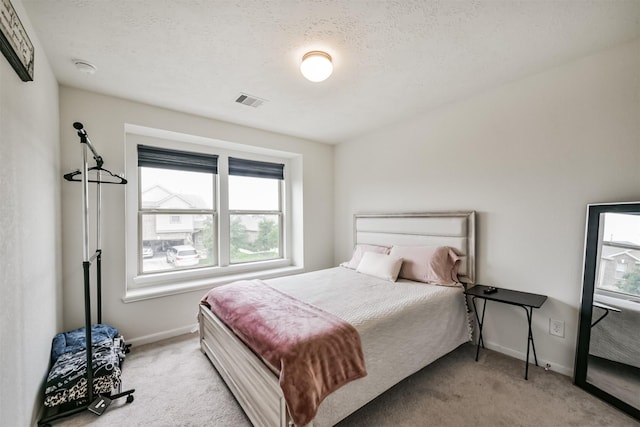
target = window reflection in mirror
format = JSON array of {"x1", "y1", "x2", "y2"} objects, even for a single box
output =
[{"x1": 596, "y1": 213, "x2": 640, "y2": 299}]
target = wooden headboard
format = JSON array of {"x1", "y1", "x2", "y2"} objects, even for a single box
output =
[{"x1": 353, "y1": 211, "x2": 476, "y2": 284}]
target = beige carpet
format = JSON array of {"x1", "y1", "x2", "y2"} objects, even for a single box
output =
[{"x1": 49, "y1": 333, "x2": 638, "y2": 427}]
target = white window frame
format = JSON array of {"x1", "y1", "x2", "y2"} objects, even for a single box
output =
[
  {"x1": 227, "y1": 162, "x2": 284, "y2": 265},
  {"x1": 123, "y1": 127, "x2": 301, "y2": 302}
]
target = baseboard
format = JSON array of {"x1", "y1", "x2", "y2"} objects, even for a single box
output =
[
  {"x1": 483, "y1": 339, "x2": 573, "y2": 377},
  {"x1": 127, "y1": 323, "x2": 198, "y2": 347},
  {"x1": 127, "y1": 326, "x2": 575, "y2": 376}
]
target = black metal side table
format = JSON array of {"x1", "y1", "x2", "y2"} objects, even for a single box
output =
[
  {"x1": 464, "y1": 285, "x2": 548, "y2": 380},
  {"x1": 591, "y1": 301, "x2": 621, "y2": 327}
]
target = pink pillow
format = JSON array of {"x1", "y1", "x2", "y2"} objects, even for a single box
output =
[
  {"x1": 389, "y1": 246, "x2": 461, "y2": 286},
  {"x1": 342, "y1": 244, "x2": 390, "y2": 269}
]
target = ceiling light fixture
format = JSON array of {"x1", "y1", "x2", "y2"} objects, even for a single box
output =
[
  {"x1": 300, "y1": 51, "x2": 333, "y2": 82},
  {"x1": 73, "y1": 59, "x2": 97, "y2": 75}
]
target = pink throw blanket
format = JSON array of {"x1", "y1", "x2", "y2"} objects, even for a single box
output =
[{"x1": 201, "y1": 280, "x2": 367, "y2": 426}]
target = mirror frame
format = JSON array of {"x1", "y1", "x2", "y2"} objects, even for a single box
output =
[{"x1": 575, "y1": 201, "x2": 640, "y2": 421}]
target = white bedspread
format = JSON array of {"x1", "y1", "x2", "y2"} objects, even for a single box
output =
[{"x1": 265, "y1": 267, "x2": 472, "y2": 426}]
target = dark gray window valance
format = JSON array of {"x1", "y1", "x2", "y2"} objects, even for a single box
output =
[
  {"x1": 228, "y1": 157, "x2": 284, "y2": 180},
  {"x1": 138, "y1": 145, "x2": 218, "y2": 174}
]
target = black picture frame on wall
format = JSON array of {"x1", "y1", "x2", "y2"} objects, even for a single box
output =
[{"x1": 0, "y1": 0, "x2": 34, "y2": 82}]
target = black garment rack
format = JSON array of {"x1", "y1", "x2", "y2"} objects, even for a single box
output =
[{"x1": 39, "y1": 122, "x2": 133, "y2": 426}]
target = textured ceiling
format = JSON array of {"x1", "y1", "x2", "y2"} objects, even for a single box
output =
[{"x1": 22, "y1": 0, "x2": 640, "y2": 144}]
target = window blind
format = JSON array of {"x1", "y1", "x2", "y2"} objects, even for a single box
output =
[
  {"x1": 228, "y1": 157, "x2": 284, "y2": 180},
  {"x1": 138, "y1": 145, "x2": 218, "y2": 174}
]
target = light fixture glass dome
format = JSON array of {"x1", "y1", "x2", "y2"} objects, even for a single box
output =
[{"x1": 300, "y1": 51, "x2": 333, "y2": 82}]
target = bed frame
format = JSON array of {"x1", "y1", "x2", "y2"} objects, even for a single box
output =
[{"x1": 199, "y1": 211, "x2": 476, "y2": 426}]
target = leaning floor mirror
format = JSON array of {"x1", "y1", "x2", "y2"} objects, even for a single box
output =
[{"x1": 575, "y1": 201, "x2": 640, "y2": 421}]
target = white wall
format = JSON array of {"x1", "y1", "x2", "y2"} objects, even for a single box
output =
[
  {"x1": 0, "y1": 1, "x2": 61, "y2": 425},
  {"x1": 334, "y1": 38, "x2": 640, "y2": 375},
  {"x1": 59, "y1": 87, "x2": 334, "y2": 343}
]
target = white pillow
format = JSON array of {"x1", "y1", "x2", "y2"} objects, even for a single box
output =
[
  {"x1": 356, "y1": 252, "x2": 403, "y2": 282},
  {"x1": 341, "y1": 244, "x2": 390, "y2": 269}
]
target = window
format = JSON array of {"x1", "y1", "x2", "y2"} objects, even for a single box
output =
[
  {"x1": 124, "y1": 130, "x2": 296, "y2": 298},
  {"x1": 228, "y1": 157, "x2": 284, "y2": 264},
  {"x1": 615, "y1": 261, "x2": 627, "y2": 279},
  {"x1": 138, "y1": 145, "x2": 217, "y2": 274},
  {"x1": 595, "y1": 213, "x2": 640, "y2": 299}
]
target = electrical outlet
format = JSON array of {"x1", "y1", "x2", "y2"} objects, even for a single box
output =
[{"x1": 549, "y1": 319, "x2": 565, "y2": 338}]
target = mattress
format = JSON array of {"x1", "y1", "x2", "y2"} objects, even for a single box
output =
[{"x1": 262, "y1": 266, "x2": 472, "y2": 426}]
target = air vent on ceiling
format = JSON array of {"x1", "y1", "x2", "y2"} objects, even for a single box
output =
[{"x1": 235, "y1": 93, "x2": 267, "y2": 108}]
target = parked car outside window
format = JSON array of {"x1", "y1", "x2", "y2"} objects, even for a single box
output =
[
  {"x1": 142, "y1": 246, "x2": 154, "y2": 258},
  {"x1": 165, "y1": 245, "x2": 199, "y2": 267}
]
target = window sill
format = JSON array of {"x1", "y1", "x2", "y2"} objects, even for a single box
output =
[
  {"x1": 594, "y1": 290, "x2": 640, "y2": 309},
  {"x1": 123, "y1": 265, "x2": 305, "y2": 303}
]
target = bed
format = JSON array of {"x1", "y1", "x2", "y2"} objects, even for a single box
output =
[{"x1": 199, "y1": 211, "x2": 476, "y2": 426}]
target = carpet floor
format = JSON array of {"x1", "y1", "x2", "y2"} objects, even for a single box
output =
[{"x1": 49, "y1": 333, "x2": 638, "y2": 426}]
